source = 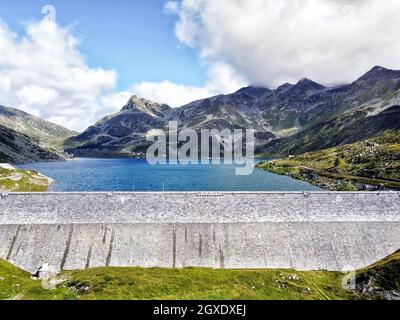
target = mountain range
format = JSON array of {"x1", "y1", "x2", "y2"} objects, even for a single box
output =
[
  {"x1": 64, "y1": 66, "x2": 400, "y2": 157},
  {"x1": 0, "y1": 66, "x2": 399, "y2": 163}
]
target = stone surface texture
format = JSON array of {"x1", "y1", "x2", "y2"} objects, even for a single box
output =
[{"x1": 0, "y1": 192, "x2": 399, "y2": 272}]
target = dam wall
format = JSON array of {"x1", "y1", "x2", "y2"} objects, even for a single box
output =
[{"x1": 0, "y1": 192, "x2": 400, "y2": 273}]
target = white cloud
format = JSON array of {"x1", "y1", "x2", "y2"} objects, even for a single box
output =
[
  {"x1": 0, "y1": 16, "x2": 245, "y2": 131},
  {"x1": 132, "y1": 63, "x2": 246, "y2": 107},
  {"x1": 0, "y1": 19, "x2": 120, "y2": 131},
  {"x1": 166, "y1": 0, "x2": 400, "y2": 87},
  {"x1": 132, "y1": 81, "x2": 211, "y2": 108},
  {"x1": 164, "y1": 0, "x2": 180, "y2": 14},
  {"x1": 16, "y1": 85, "x2": 59, "y2": 106},
  {"x1": 3, "y1": 0, "x2": 399, "y2": 133},
  {"x1": 99, "y1": 91, "x2": 133, "y2": 113}
]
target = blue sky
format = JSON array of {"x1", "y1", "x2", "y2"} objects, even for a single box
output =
[{"x1": 0, "y1": 0, "x2": 205, "y2": 90}]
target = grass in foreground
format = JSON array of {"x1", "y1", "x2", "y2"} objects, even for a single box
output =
[
  {"x1": 257, "y1": 130, "x2": 400, "y2": 191},
  {"x1": 0, "y1": 260, "x2": 369, "y2": 301},
  {"x1": 0, "y1": 259, "x2": 76, "y2": 300},
  {"x1": 1, "y1": 252, "x2": 399, "y2": 300},
  {"x1": 61, "y1": 267, "x2": 354, "y2": 300}
]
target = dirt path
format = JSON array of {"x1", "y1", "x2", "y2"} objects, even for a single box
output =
[
  {"x1": 0, "y1": 173, "x2": 22, "y2": 181},
  {"x1": 299, "y1": 166, "x2": 400, "y2": 189}
]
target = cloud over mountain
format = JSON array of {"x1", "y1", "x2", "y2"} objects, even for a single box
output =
[
  {"x1": 2, "y1": 1, "x2": 400, "y2": 131},
  {"x1": 166, "y1": 0, "x2": 400, "y2": 87},
  {"x1": 132, "y1": 63, "x2": 246, "y2": 107},
  {"x1": 0, "y1": 17, "x2": 245, "y2": 129},
  {"x1": 0, "y1": 19, "x2": 121, "y2": 131}
]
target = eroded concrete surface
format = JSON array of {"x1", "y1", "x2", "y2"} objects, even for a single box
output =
[{"x1": 0, "y1": 192, "x2": 399, "y2": 272}]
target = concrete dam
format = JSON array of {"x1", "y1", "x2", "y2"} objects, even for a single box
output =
[{"x1": 1, "y1": 192, "x2": 400, "y2": 273}]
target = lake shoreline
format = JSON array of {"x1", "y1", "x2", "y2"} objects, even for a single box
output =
[{"x1": 256, "y1": 161, "x2": 400, "y2": 192}]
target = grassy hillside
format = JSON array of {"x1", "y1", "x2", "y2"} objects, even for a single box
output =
[
  {"x1": 0, "y1": 260, "x2": 354, "y2": 300},
  {"x1": 256, "y1": 131, "x2": 400, "y2": 191},
  {"x1": 0, "y1": 167, "x2": 52, "y2": 192},
  {"x1": 60, "y1": 268, "x2": 354, "y2": 300},
  {"x1": 0, "y1": 124, "x2": 68, "y2": 164},
  {"x1": 0, "y1": 259, "x2": 75, "y2": 300},
  {"x1": 0, "y1": 106, "x2": 76, "y2": 163},
  {"x1": 260, "y1": 105, "x2": 400, "y2": 156},
  {"x1": 1, "y1": 250, "x2": 399, "y2": 300},
  {"x1": 0, "y1": 105, "x2": 77, "y2": 149}
]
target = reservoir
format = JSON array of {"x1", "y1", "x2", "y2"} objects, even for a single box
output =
[{"x1": 18, "y1": 158, "x2": 321, "y2": 192}]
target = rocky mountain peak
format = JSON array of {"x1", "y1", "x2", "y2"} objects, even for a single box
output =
[
  {"x1": 295, "y1": 78, "x2": 325, "y2": 91},
  {"x1": 122, "y1": 95, "x2": 171, "y2": 118},
  {"x1": 355, "y1": 66, "x2": 400, "y2": 84},
  {"x1": 234, "y1": 86, "x2": 271, "y2": 97},
  {"x1": 274, "y1": 78, "x2": 325, "y2": 97},
  {"x1": 124, "y1": 95, "x2": 155, "y2": 110},
  {"x1": 276, "y1": 82, "x2": 294, "y2": 92}
]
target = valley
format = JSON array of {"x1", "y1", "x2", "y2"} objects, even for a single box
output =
[{"x1": 1, "y1": 66, "x2": 400, "y2": 192}]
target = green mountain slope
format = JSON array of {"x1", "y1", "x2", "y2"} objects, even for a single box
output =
[
  {"x1": 0, "y1": 105, "x2": 77, "y2": 163},
  {"x1": 0, "y1": 105, "x2": 77, "y2": 149},
  {"x1": 0, "y1": 124, "x2": 66, "y2": 164},
  {"x1": 259, "y1": 105, "x2": 400, "y2": 156},
  {"x1": 256, "y1": 131, "x2": 400, "y2": 191}
]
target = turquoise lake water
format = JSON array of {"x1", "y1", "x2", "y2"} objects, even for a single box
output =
[{"x1": 18, "y1": 158, "x2": 322, "y2": 192}]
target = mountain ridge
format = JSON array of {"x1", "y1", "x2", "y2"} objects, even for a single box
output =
[
  {"x1": 49, "y1": 66, "x2": 400, "y2": 157},
  {"x1": 0, "y1": 105, "x2": 77, "y2": 163},
  {"x1": 0, "y1": 105, "x2": 77, "y2": 149},
  {"x1": 0, "y1": 124, "x2": 66, "y2": 163}
]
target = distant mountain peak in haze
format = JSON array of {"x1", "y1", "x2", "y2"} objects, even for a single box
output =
[
  {"x1": 276, "y1": 82, "x2": 294, "y2": 92},
  {"x1": 295, "y1": 78, "x2": 325, "y2": 91},
  {"x1": 273, "y1": 78, "x2": 325, "y2": 97},
  {"x1": 355, "y1": 65, "x2": 400, "y2": 83},
  {"x1": 233, "y1": 68, "x2": 398, "y2": 98},
  {"x1": 234, "y1": 86, "x2": 271, "y2": 97}
]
